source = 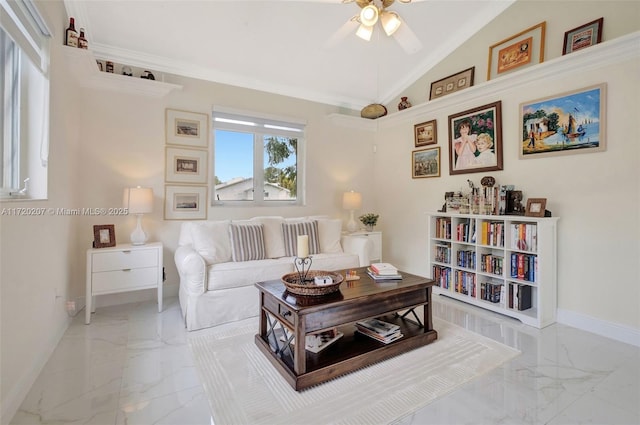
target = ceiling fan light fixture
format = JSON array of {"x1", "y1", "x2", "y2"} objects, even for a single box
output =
[
  {"x1": 355, "y1": 23, "x2": 374, "y2": 41},
  {"x1": 359, "y1": 4, "x2": 379, "y2": 27},
  {"x1": 380, "y1": 10, "x2": 401, "y2": 36}
]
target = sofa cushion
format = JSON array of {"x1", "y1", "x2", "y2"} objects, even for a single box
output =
[
  {"x1": 310, "y1": 252, "x2": 359, "y2": 272},
  {"x1": 191, "y1": 220, "x2": 232, "y2": 265},
  {"x1": 250, "y1": 216, "x2": 286, "y2": 259},
  {"x1": 207, "y1": 257, "x2": 293, "y2": 291},
  {"x1": 229, "y1": 224, "x2": 266, "y2": 262},
  {"x1": 282, "y1": 220, "x2": 321, "y2": 257},
  {"x1": 317, "y1": 218, "x2": 343, "y2": 253}
]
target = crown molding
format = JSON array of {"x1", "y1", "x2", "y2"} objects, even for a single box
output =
[{"x1": 329, "y1": 31, "x2": 640, "y2": 130}]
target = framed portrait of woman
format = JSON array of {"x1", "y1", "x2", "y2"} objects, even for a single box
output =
[{"x1": 448, "y1": 101, "x2": 503, "y2": 175}]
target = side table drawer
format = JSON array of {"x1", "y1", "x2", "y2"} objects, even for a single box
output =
[
  {"x1": 92, "y1": 249, "x2": 158, "y2": 272},
  {"x1": 92, "y1": 267, "x2": 159, "y2": 294}
]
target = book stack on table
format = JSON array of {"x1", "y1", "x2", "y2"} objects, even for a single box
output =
[
  {"x1": 355, "y1": 318, "x2": 403, "y2": 344},
  {"x1": 367, "y1": 262, "x2": 403, "y2": 280}
]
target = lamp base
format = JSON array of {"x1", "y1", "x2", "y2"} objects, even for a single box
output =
[
  {"x1": 130, "y1": 214, "x2": 148, "y2": 245},
  {"x1": 346, "y1": 210, "x2": 358, "y2": 233}
]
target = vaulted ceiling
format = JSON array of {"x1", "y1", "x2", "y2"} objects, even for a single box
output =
[{"x1": 64, "y1": 0, "x2": 515, "y2": 110}]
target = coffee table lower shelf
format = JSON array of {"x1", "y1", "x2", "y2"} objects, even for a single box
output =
[{"x1": 254, "y1": 314, "x2": 438, "y2": 390}]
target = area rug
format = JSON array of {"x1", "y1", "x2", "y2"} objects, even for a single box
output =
[{"x1": 188, "y1": 317, "x2": 520, "y2": 425}]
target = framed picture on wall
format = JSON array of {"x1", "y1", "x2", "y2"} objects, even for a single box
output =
[
  {"x1": 519, "y1": 83, "x2": 606, "y2": 159},
  {"x1": 164, "y1": 185, "x2": 208, "y2": 220},
  {"x1": 429, "y1": 67, "x2": 474, "y2": 100},
  {"x1": 165, "y1": 109, "x2": 209, "y2": 148},
  {"x1": 487, "y1": 22, "x2": 546, "y2": 80},
  {"x1": 165, "y1": 147, "x2": 208, "y2": 184},
  {"x1": 412, "y1": 147, "x2": 440, "y2": 179},
  {"x1": 448, "y1": 101, "x2": 503, "y2": 175},
  {"x1": 414, "y1": 120, "x2": 437, "y2": 147},
  {"x1": 563, "y1": 18, "x2": 603, "y2": 55}
]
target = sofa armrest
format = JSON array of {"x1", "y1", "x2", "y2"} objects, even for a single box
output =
[
  {"x1": 341, "y1": 235, "x2": 372, "y2": 267},
  {"x1": 175, "y1": 245, "x2": 207, "y2": 295}
]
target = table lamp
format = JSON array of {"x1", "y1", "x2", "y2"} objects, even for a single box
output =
[
  {"x1": 124, "y1": 186, "x2": 153, "y2": 245},
  {"x1": 343, "y1": 190, "x2": 362, "y2": 233}
]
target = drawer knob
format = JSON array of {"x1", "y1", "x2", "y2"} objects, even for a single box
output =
[
  {"x1": 122, "y1": 250, "x2": 131, "y2": 254},
  {"x1": 122, "y1": 268, "x2": 131, "y2": 272}
]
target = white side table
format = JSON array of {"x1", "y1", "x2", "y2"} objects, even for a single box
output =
[
  {"x1": 86, "y1": 242, "x2": 163, "y2": 324},
  {"x1": 344, "y1": 231, "x2": 382, "y2": 263}
]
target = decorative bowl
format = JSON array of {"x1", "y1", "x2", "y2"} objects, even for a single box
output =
[{"x1": 281, "y1": 270, "x2": 344, "y2": 297}]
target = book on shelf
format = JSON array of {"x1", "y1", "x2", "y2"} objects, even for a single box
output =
[
  {"x1": 279, "y1": 327, "x2": 343, "y2": 354},
  {"x1": 369, "y1": 262, "x2": 398, "y2": 275},
  {"x1": 367, "y1": 269, "x2": 403, "y2": 280}
]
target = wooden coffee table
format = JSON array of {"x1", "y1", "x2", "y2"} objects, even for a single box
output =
[{"x1": 254, "y1": 266, "x2": 438, "y2": 390}]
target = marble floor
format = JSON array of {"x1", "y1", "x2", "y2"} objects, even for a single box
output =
[{"x1": 10, "y1": 296, "x2": 640, "y2": 425}]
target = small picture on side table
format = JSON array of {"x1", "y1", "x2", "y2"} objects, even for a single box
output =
[
  {"x1": 93, "y1": 224, "x2": 116, "y2": 248},
  {"x1": 525, "y1": 198, "x2": 547, "y2": 217}
]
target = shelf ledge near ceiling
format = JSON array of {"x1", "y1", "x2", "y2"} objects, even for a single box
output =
[
  {"x1": 62, "y1": 46, "x2": 183, "y2": 98},
  {"x1": 328, "y1": 31, "x2": 640, "y2": 131}
]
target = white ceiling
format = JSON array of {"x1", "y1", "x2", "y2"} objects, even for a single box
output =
[{"x1": 64, "y1": 0, "x2": 515, "y2": 110}]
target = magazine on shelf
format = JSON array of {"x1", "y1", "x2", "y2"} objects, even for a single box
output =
[
  {"x1": 355, "y1": 328, "x2": 403, "y2": 344},
  {"x1": 279, "y1": 327, "x2": 343, "y2": 354},
  {"x1": 370, "y1": 262, "x2": 399, "y2": 275},
  {"x1": 355, "y1": 318, "x2": 400, "y2": 336}
]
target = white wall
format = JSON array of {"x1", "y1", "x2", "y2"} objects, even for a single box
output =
[{"x1": 0, "y1": 1, "x2": 82, "y2": 422}]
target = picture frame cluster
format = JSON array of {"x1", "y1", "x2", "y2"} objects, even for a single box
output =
[{"x1": 164, "y1": 108, "x2": 209, "y2": 220}]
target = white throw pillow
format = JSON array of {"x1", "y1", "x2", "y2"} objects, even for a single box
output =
[
  {"x1": 317, "y1": 219, "x2": 343, "y2": 253},
  {"x1": 250, "y1": 216, "x2": 285, "y2": 258},
  {"x1": 191, "y1": 220, "x2": 232, "y2": 265}
]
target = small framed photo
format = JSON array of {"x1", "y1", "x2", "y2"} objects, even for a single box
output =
[
  {"x1": 166, "y1": 109, "x2": 209, "y2": 148},
  {"x1": 448, "y1": 101, "x2": 503, "y2": 175},
  {"x1": 93, "y1": 224, "x2": 115, "y2": 248},
  {"x1": 165, "y1": 147, "x2": 208, "y2": 184},
  {"x1": 164, "y1": 185, "x2": 208, "y2": 220},
  {"x1": 414, "y1": 120, "x2": 437, "y2": 147},
  {"x1": 412, "y1": 147, "x2": 440, "y2": 179},
  {"x1": 525, "y1": 198, "x2": 547, "y2": 217},
  {"x1": 429, "y1": 67, "x2": 474, "y2": 100},
  {"x1": 487, "y1": 22, "x2": 546, "y2": 80},
  {"x1": 563, "y1": 18, "x2": 603, "y2": 55}
]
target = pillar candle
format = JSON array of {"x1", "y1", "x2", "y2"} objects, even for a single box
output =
[{"x1": 297, "y1": 235, "x2": 309, "y2": 258}]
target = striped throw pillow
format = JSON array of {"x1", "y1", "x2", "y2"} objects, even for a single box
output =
[
  {"x1": 282, "y1": 220, "x2": 321, "y2": 257},
  {"x1": 229, "y1": 224, "x2": 266, "y2": 262}
]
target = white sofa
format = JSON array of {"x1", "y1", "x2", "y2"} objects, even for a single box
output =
[{"x1": 175, "y1": 216, "x2": 371, "y2": 331}]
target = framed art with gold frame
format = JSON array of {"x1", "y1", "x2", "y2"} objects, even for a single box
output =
[
  {"x1": 487, "y1": 22, "x2": 546, "y2": 80},
  {"x1": 414, "y1": 120, "x2": 437, "y2": 147},
  {"x1": 93, "y1": 224, "x2": 116, "y2": 248},
  {"x1": 412, "y1": 147, "x2": 440, "y2": 179}
]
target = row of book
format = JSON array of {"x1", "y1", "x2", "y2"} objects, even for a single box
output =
[
  {"x1": 480, "y1": 282, "x2": 503, "y2": 303},
  {"x1": 511, "y1": 223, "x2": 538, "y2": 251},
  {"x1": 508, "y1": 283, "x2": 532, "y2": 311},
  {"x1": 454, "y1": 271, "x2": 476, "y2": 296},
  {"x1": 456, "y1": 250, "x2": 476, "y2": 269},
  {"x1": 355, "y1": 319, "x2": 403, "y2": 344},
  {"x1": 435, "y1": 244, "x2": 451, "y2": 263},
  {"x1": 479, "y1": 221, "x2": 505, "y2": 247},
  {"x1": 435, "y1": 217, "x2": 452, "y2": 239},
  {"x1": 480, "y1": 254, "x2": 504, "y2": 276},
  {"x1": 510, "y1": 253, "x2": 537, "y2": 282}
]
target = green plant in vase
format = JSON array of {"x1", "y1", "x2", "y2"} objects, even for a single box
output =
[{"x1": 359, "y1": 213, "x2": 379, "y2": 231}]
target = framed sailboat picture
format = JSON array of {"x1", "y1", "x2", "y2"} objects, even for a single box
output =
[{"x1": 519, "y1": 84, "x2": 606, "y2": 159}]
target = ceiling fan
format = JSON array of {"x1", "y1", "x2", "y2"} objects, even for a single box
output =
[{"x1": 343, "y1": 0, "x2": 412, "y2": 41}]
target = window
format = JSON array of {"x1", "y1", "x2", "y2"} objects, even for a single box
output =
[
  {"x1": 0, "y1": 0, "x2": 50, "y2": 200},
  {"x1": 212, "y1": 109, "x2": 305, "y2": 206}
]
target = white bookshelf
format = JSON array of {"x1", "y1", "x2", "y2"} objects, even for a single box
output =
[{"x1": 427, "y1": 212, "x2": 558, "y2": 328}]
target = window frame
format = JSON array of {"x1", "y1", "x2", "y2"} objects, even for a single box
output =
[{"x1": 212, "y1": 108, "x2": 306, "y2": 207}]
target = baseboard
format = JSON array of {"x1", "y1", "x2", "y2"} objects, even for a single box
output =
[
  {"x1": 1, "y1": 316, "x2": 70, "y2": 424},
  {"x1": 557, "y1": 309, "x2": 640, "y2": 347}
]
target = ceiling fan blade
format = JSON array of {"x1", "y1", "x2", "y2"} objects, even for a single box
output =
[
  {"x1": 323, "y1": 15, "x2": 360, "y2": 49},
  {"x1": 392, "y1": 21, "x2": 422, "y2": 54}
]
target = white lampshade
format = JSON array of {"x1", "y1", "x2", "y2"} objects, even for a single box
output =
[
  {"x1": 343, "y1": 191, "x2": 362, "y2": 210},
  {"x1": 380, "y1": 10, "x2": 401, "y2": 36},
  {"x1": 124, "y1": 186, "x2": 153, "y2": 245},
  {"x1": 124, "y1": 187, "x2": 154, "y2": 214}
]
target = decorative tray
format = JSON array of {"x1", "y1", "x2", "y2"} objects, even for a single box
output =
[{"x1": 281, "y1": 270, "x2": 344, "y2": 297}]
